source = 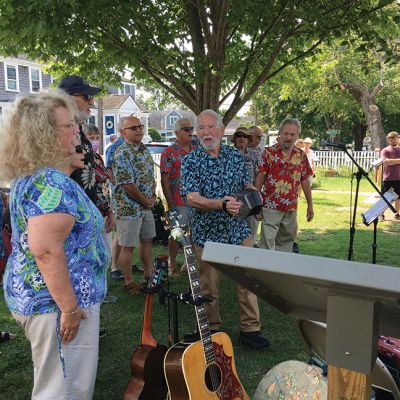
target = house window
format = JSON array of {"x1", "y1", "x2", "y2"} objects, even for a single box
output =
[
  {"x1": 120, "y1": 83, "x2": 135, "y2": 97},
  {"x1": 5, "y1": 64, "x2": 19, "y2": 91},
  {"x1": 88, "y1": 116, "x2": 96, "y2": 125},
  {"x1": 29, "y1": 68, "x2": 42, "y2": 92},
  {"x1": 169, "y1": 116, "x2": 178, "y2": 126}
]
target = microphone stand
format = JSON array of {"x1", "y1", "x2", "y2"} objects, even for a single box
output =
[{"x1": 337, "y1": 147, "x2": 396, "y2": 262}]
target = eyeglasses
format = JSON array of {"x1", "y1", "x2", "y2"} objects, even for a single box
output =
[
  {"x1": 235, "y1": 133, "x2": 249, "y2": 139},
  {"x1": 73, "y1": 94, "x2": 93, "y2": 102},
  {"x1": 57, "y1": 120, "x2": 78, "y2": 130},
  {"x1": 123, "y1": 124, "x2": 144, "y2": 132},
  {"x1": 180, "y1": 127, "x2": 194, "y2": 132}
]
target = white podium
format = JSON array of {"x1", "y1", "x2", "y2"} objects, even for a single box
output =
[{"x1": 202, "y1": 244, "x2": 400, "y2": 400}]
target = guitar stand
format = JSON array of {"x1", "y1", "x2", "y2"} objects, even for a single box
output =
[{"x1": 158, "y1": 287, "x2": 213, "y2": 346}]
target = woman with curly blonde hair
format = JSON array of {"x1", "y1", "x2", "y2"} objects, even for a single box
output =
[{"x1": 0, "y1": 90, "x2": 110, "y2": 400}]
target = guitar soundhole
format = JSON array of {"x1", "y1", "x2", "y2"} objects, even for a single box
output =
[{"x1": 204, "y1": 363, "x2": 222, "y2": 392}]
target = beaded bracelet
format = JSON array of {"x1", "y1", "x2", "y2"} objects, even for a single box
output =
[{"x1": 62, "y1": 307, "x2": 80, "y2": 316}]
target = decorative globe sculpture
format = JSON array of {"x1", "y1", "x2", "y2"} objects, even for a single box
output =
[{"x1": 253, "y1": 360, "x2": 327, "y2": 400}]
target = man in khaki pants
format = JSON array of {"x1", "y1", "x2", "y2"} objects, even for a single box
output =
[
  {"x1": 256, "y1": 118, "x2": 314, "y2": 252},
  {"x1": 180, "y1": 109, "x2": 269, "y2": 349}
]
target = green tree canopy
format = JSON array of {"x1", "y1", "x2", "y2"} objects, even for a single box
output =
[
  {"x1": 0, "y1": 0, "x2": 396, "y2": 124},
  {"x1": 250, "y1": 16, "x2": 400, "y2": 150}
]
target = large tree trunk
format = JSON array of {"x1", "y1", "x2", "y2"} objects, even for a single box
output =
[
  {"x1": 339, "y1": 82, "x2": 386, "y2": 150},
  {"x1": 351, "y1": 118, "x2": 367, "y2": 151}
]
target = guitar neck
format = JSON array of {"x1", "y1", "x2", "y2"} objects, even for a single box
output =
[
  {"x1": 141, "y1": 293, "x2": 157, "y2": 347},
  {"x1": 183, "y1": 244, "x2": 216, "y2": 365}
]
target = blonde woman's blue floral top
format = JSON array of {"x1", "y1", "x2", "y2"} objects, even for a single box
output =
[
  {"x1": 4, "y1": 168, "x2": 109, "y2": 315},
  {"x1": 112, "y1": 142, "x2": 155, "y2": 219}
]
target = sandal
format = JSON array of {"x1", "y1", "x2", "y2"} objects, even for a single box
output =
[
  {"x1": 123, "y1": 282, "x2": 140, "y2": 295},
  {"x1": 0, "y1": 331, "x2": 17, "y2": 342}
]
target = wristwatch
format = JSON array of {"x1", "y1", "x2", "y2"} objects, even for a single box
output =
[{"x1": 222, "y1": 199, "x2": 230, "y2": 215}]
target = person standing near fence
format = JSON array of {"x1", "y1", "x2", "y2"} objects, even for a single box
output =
[
  {"x1": 381, "y1": 131, "x2": 400, "y2": 220},
  {"x1": 255, "y1": 118, "x2": 314, "y2": 252}
]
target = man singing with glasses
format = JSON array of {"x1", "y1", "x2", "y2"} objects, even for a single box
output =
[
  {"x1": 112, "y1": 116, "x2": 156, "y2": 294},
  {"x1": 160, "y1": 118, "x2": 196, "y2": 276}
]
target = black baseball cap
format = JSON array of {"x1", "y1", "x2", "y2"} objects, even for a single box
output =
[{"x1": 58, "y1": 75, "x2": 101, "y2": 96}]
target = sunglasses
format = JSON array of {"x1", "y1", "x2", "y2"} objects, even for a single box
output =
[
  {"x1": 73, "y1": 94, "x2": 93, "y2": 101},
  {"x1": 180, "y1": 127, "x2": 194, "y2": 132},
  {"x1": 235, "y1": 133, "x2": 249, "y2": 139},
  {"x1": 124, "y1": 124, "x2": 144, "y2": 132}
]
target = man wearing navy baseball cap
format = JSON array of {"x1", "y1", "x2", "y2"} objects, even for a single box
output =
[
  {"x1": 59, "y1": 76, "x2": 116, "y2": 312},
  {"x1": 59, "y1": 75, "x2": 101, "y2": 137}
]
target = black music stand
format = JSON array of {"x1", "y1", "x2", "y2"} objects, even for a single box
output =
[
  {"x1": 361, "y1": 190, "x2": 399, "y2": 264},
  {"x1": 202, "y1": 243, "x2": 400, "y2": 399},
  {"x1": 336, "y1": 147, "x2": 396, "y2": 261}
]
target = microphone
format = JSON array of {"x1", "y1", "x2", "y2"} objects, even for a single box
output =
[{"x1": 321, "y1": 140, "x2": 352, "y2": 150}]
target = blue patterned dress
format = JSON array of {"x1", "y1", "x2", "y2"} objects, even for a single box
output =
[
  {"x1": 180, "y1": 144, "x2": 251, "y2": 246},
  {"x1": 4, "y1": 168, "x2": 109, "y2": 316}
]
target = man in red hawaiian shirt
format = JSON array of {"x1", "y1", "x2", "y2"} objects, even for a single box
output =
[
  {"x1": 255, "y1": 118, "x2": 314, "y2": 252},
  {"x1": 160, "y1": 118, "x2": 196, "y2": 275}
]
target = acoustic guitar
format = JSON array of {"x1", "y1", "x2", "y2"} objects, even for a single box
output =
[
  {"x1": 163, "y1": 211, "x2": 249, "y2": 400},
  {"x1": 123, "y1": 255, "x2": 169, "y2": 400}
]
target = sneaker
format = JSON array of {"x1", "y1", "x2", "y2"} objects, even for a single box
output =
[
  {"x1": 183, "y1": 329, "x2": 220, "y2": 343},
  {"x1": 238, "y1": 331, "x2": 269, "y2": 349},
  {"x1": 99, "y1": 328, "x2": 107, "y2": 339},
  {"x1": 110, "y1": 270, "x2": 124, "y2": 280},
  {"x1": 292, "y1": 242, "x2": 301, "y2": 254},
  {"x1": 103, "y1": 294, "x2": 118, "y2": 303}
]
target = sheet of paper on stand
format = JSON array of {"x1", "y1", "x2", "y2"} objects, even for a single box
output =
[{"x1": 362, "y1": 190, "x2": 398, "y2": 226}]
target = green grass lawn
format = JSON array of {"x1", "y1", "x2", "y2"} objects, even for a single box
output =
[{"x1": 1, "y1": 176, "x2": 399, "y2": 399}]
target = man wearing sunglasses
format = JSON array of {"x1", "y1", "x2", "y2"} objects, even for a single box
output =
[
  {"x1": 160, "y1": 118, "x2": 196, "y2": 276},
  {"x1": 59, "y1": 75, "x2": 101, "y2": 202},
  {"x1": 112, "y1": 116, "x2": 156, "y2": 294},
  {"x1": 59, "y1": 75, "x2": 115, "y2": 337}
]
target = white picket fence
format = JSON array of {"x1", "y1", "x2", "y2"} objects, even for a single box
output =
[
  {"x1": 151, "y1": 151, "x2": 381, "y2": 195},
  {"x1": 314, "y1": 151, "x2": 379, "y2": 171}
]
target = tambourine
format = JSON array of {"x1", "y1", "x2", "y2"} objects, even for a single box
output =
[{"x1": 232, "y1": 188, "x2": 263, "y2": 219}]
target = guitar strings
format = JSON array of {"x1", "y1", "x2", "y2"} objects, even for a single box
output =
[{"x1": 186, "y1": 251, "x2": 220, "y2": 392}]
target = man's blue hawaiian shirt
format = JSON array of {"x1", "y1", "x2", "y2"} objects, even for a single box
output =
[
  {"x1": 181, "y1": 144, "x2": 251, "y2": 246},
  {"x1": 4, "y1": 168, "x2": 109, "y2": 316},
  {"x1": 112, "y1": 142, "x2": 155, "y2": 219}
]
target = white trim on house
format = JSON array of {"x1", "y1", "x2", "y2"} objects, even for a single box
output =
[
  {"x1": 4, "y1": 62, "x2": 19, "y2": 92},
  {"x1": 0, "y1": 56, "x2": 43, "y2": 69},
  {"x1": 29, "y1": 67, "x2": 42, "y2": 93},
  {"x1": 118, "y1": 82, "x2": 135, "y2": 97}
]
